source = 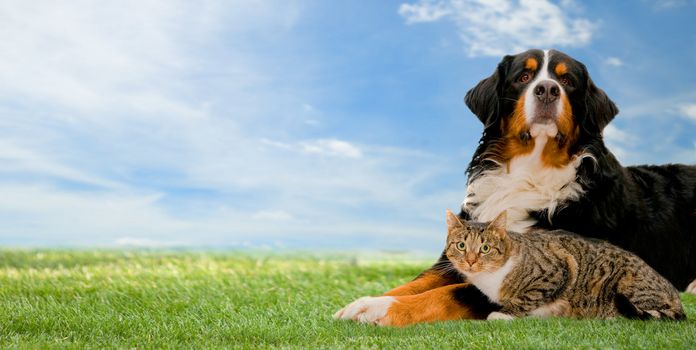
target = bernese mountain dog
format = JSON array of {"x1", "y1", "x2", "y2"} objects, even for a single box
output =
[{"x1": 334, "y1": 49, "x2": 696, "y2": 326}]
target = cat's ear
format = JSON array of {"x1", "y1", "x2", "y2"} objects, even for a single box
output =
[
  {"x1": 446, "y1": 209, "x2": 464, "y2": 230},
  {"x1": 488, "y1": 211, "x2": 508, "y2": 238}
]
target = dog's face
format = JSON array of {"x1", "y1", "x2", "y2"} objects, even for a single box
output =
[{"x1": 465, "y1": 49, "x2": 618, "y2": 167}]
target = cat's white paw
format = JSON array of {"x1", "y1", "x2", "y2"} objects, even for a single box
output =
[
  {"x1": 487, "y1": 311, "x2": 516, "y2": 321},
  {"x1": 333, "y1": 296, "x2": 396, "y2": 325},
  {"x1": 686, "y1": 279, "x2": 696, "y2": 295},
  {"x1": 645, "y1": 310, "x2": 661, "y2": 318}
]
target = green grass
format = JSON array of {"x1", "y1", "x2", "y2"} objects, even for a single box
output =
[{"x1": 1, "y1": 250, "x2": 695, "y2": 349}]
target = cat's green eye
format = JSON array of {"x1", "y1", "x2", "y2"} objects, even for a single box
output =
[
  {"x1": 456, "y1": 242, "x2": 466, "y2": 251},
  {"x1": 480, "y1": 243, "x2": 491, "y2": 254}
]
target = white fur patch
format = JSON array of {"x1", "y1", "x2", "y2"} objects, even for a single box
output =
[
  {"x1": 686, "y1": 279, "x2": 696, "y2": 295},
  {"x1": 487, "y1": 311, "x2": 516, "y2": 320},
  {"x1": 646, "y1": 310, "x2": 661, "y2": 318},
  {"x1": 463, "y1": 125, "x2": 587, "y2": 232},
  {"x1": 524, "y1": 49, "x2": 563, "y2": 124},
  {"x1": 463, "y1": 257, "x2": 517, "y2": 303},
  {"x1": 333, "y1": 296, "x2": 395, "y2": 325}
]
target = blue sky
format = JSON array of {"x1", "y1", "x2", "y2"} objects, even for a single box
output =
[{"x1": 1, "y1": 0, "x2": 695, "y2": 252}]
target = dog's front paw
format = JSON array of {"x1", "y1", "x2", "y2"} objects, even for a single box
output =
[{"x1": 333, "y1": 296, "x2": 396, "y2": 326}]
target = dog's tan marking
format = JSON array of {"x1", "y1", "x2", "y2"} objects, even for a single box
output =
[
  {"x1": 383, "y1": 272, "x2": 450, "y2": 297},
  {"x1": 525, "y1": 58, "x2": 538, "y2": 71}
]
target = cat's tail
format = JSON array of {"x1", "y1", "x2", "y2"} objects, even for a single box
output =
[
  {"x1": 614, "y1": 267, "x2": 687, "y2": 321},
  {"x1": 615, "y1": 289, "x2": 686, "y2": 321}
]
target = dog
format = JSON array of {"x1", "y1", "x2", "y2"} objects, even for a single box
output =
[{"x1": 334, "y1": 49, "x2": 696, "y2": 326}]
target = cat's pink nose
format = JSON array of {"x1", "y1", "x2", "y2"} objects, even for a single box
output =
[{"x1": 465, "y1": 255, "x2": 477, "y2": 265}]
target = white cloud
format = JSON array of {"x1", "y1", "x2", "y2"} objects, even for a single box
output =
[
  {"x1": 301, "y1": 139, "x2": 363, "y2": 158},
  {"x1": 619, "y1": 93, "x2": 696, "y2": 120},
  {"x1": 399, "y1": 1, "x2": 452, "y2": 23},
  {"x1": 679, "y1": 103, "x2": 696, "y2": 122},
  {"x1": 603, "y1": 124, "x2": 632, "y2": 143},
  {"x1": 602, "y1": 124, "x2": 635, "y2": 163},
  {"x1": 0, "y1": 139, "x2": 124, "y2": 189},
  {"x1": 0, "y1": 1, "x2": 458, "y2": 251},
  {"x1": 649, "y1": 0, "x2": 688, "y2": 10},
  {"x1": 0, "y1": 184, "x2": 191, "y2": 243},
  {"x1": 398, "y1": 0, "x2": 596, "y2": 56},
  {"x1": 261, "y1": 137, "x2": 362, "y2": 158},
  {"x1": 0, "y1": 1, "x2": 210, "y2": 115},
  {"x1": 251, "y1": 210, "x2": 295, "y2": 221},
  {"x1": 605, "y1": 57, "x2": 624, "y2": 67},
  {"x1": 600, "y1": 99, "x2": 696, "y2": 165},
  {"x1": 260, "y1": 138, "x2": 294, "y2": 150}
]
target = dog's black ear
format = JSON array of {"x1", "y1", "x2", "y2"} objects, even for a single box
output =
[
  {"x1": 582, "y1": 66, "x2": 619, "y2": 133},
  {"x1": 465, "y1": 55, "x2": 513, "y2": 128}
]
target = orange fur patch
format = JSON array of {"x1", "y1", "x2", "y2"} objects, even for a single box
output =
[
  {"x1": 384, "y1": 273, "x2": 451, "y2": 297},
  {"x1": 384, "y1": 283, "x2": 480, "y2": 326},
  {"x1": 555, "y1": 62, "x2": 567, "y2": 76},
  {"x1": 493, "y1": 92, "x2": 577, "y2": 168},
  {"x1": 497, "y1": 95, "x2": 534, "y2": 170},
  {"x1": 541, "y1": 93, "x2": 579, "y2": 167},
  {"x1": 525, "y1": 58, "x2": 538, "y2": 71}
]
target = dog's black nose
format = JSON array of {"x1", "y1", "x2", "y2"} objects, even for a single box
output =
[{"x1": 534, "y1": 80, "x2": 560, "y2": 104}]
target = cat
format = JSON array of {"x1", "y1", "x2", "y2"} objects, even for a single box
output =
[{"x1": 445, "y1": 209, "x2": 686, "y2": 321}]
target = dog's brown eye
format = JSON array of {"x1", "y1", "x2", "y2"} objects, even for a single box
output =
[
  {"x1": 518, "y1": 72, "x2": 532, "y2": 83},
  {"x1": 559, "y1": 77, "x2": 573, "y2": 87}
]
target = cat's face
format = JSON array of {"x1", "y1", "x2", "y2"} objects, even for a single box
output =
[{"x1": 445, "y1": 210, "x2": 509, "y2": 275}]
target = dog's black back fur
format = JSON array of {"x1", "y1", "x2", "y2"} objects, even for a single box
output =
[{"x1": 533, "y1": 155, "x2": 696, "y2": 289}]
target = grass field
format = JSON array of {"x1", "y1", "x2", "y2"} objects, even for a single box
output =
[{"x1": 1, "y1": 250, "x2": 695, "y2": 349}]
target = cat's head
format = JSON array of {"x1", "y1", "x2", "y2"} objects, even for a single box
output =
[{"x1": 445, "y1": 210, "x2": 510, "y2": 275}]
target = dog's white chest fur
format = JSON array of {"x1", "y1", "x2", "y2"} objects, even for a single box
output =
[
  {"x1": 463, "y1": 257, "x2": 517, "y2": 303},
  {"x1": 463, "y1": 124, "x2": 586, "y2": 232}
]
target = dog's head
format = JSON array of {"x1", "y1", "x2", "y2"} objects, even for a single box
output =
[{"x1": 465, "y1": 49, "x2": 618, "y2": 167}]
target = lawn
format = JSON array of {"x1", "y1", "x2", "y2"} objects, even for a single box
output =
[{"x1": 1, "y1": 250, "x2": 695, "y2": 349}]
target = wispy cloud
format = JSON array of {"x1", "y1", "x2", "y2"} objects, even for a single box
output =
[
  {"x1": 602, "y1": 124, "x2": 635, "y2": 162},
  {"x1": 398, "y1": 0, "x2": 596, "y2": 56},
  {"x1": 605, "y1": 57, "x2": 624, "y2": 67},
  {"x1": 251, "y1": 210, "x2": 295, "y2": 221},
  {"x1": 679, "y1": 103, "x2": 696, "y2": 122},
  {"x1": 0, "y1": 140, "x2": 124, "y2": 189},
  {"x1": 301, "y1": 139, "x2": 363, "y2": 158},
  {"x1": 0, "y1": 184, "x2": 189, "y2": 243},
  {"x1": 608, "y1": 95, "x2": 696, "y2": 165},
  {"x1": 399, "y1": 1, "x2": 452, "y2": 23},
  {"x1": 0, "y1": 1, "x2": 461, "y2": 250},
  {"x1": 648, "y1": 0, "x2": 689, "y2": 10},
  {"x1": 261, "y1": 137, "x2": 363, "y2": 158},
  {"x1": 603, "y1": 124, "x2": 633, "y2": 144}
]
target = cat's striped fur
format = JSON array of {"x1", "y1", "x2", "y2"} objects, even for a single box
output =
[{"x1": 445, "y1": 210, "x2": 685, "y2": 320}]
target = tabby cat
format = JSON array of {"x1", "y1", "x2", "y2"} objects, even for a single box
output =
[{"x1": 445, "y1": 210, "x2": 685, "y2": 320}]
